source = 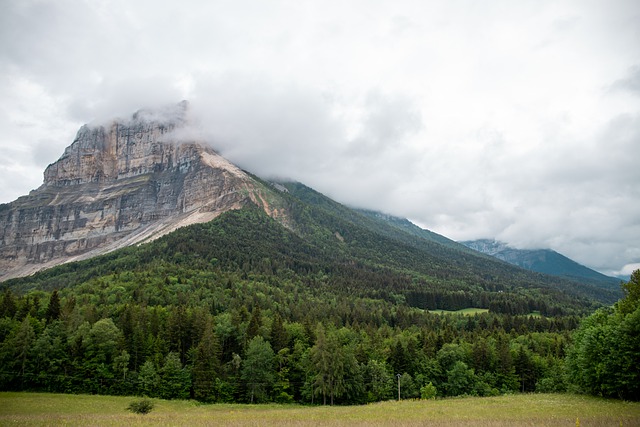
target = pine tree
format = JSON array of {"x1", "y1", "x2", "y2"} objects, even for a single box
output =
[
  {"x1": 247, "y1": 306, "x2": 262, "y2": 340},
  {"x1": 45, "y1": 290, "x2": 61, "y2": 323},
  {"x1": 192, "y1": 317, "x2": 221, "y2": 402},
  {"x1": 15, "y1": 316, "x2": 36, "y2": 381},
  {"x1": 310, "y1": 324, "x2": 350, "y2": 405},
  {"x1": 160, "y1": 352, "x2": 191, "y2": 400},
  {"x1": 138, "y1": 360, "x2": 160, "y2": 397},
  {"x1": 270, "y1": 312, "x2": 288, "y2": 353},
  {"x1": 0, "y1": 288, "x2": 17, "y2": 318}
]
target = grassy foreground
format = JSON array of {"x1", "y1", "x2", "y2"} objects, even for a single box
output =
[{"x1": 1, "y1": 392, "x2": 639, "y2": 426}]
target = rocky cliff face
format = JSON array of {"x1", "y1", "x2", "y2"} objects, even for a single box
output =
[{"x1": 0, "y1": 102, "x2": 281, "y2": 281}]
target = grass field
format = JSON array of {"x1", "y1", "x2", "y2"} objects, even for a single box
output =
[
  {"x1": 429, "y1": 308, "x2": 545, "y2": 317},
  {"x1": 1, "y1": 392, "x2": 639, "y2": 426},
  {"x1": 430, "y1": 307, "x2": 490, "y2": 315}
]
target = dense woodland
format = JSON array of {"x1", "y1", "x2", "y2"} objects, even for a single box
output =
[{"x1": 0, "y1": 184, "x2": 637, "y2": 403}]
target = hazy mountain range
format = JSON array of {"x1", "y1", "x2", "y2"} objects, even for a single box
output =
[{"x1": 461, "y1": 239, "x2": 621, "y2": 292}]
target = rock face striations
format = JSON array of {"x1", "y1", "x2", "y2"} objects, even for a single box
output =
[{"x1": 0, "y1": 102, "x2": 280, "y2": 281}]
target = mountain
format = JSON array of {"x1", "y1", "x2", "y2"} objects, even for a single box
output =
[
  {"x1": 0, "y1": 102, "x2": 285, "y2": 281},
  {"x1": 461, "y1": 239, "x2": 621, "y2": 292},
  {"x1": 0, "y1": 102, "x2": 622, "y2": 312}
]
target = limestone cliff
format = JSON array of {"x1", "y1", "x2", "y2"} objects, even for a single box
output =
[{"x1": 0, "y1": 102, "x2": 282, "y2": 281}]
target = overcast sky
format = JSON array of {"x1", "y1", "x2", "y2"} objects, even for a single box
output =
[{"x1": 1, "y1": 0, "x2": 639, "y2": 277}]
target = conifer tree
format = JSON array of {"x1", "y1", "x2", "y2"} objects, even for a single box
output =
[
  {"x1": 160, "y1": 352, "x2": 191, "y2": 399},
  {"x1": 45, "y1": 290, "x2": 61, "y2": 323},
  {"x1": 192, "y1": 317, "x2": 221, "y2": 402},
  {"x1": 0, "y1": 288, "x2": 17, "y2": 318},
  {"x1": 270, "y1": 313, "x2": 288, "y2": 353},
  {"x1": 247, "y1": 306, "x2": 262, "y2": 340}
]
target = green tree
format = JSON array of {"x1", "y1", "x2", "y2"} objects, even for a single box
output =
[
  {"x1": 436, "y1": 343, "x2": 470, "y2": 373},
  {"x1": 0, "y1": 288, "x2": 17, "y2": 319},
  {"x1": 618, "y1": 269, "x2": 640, "y2": 315},
  {"x1": 365, "y1": 359, "x2": 394, "y2": 402},
  {"x1": 445, "y1": 361, "x2": 476, "y2": 396},
  {"x1": 138, "y1": 360, "x2": 160, "y2": 397},
  {"x1": 514, "y1": 345, "x2": 535, "y2": 392},
  {"x1": 79, "y1": 318, "x2": 122, "y2": 393},
  {"x1": 270, "y1": 313, "x2": 288, "y2": 353},
  {"x1": 160, "y1": 352, "x2": 191, "y2": 399},
  {"x1": 45, "y1": 290, "x2": 61, "y2": 323},
  {"x1": 31, "y1": 321, "x2": 70, "y2": 391},
  {"x1": 86, "y1": 318, "x2": 122, "y2": 365},
  {"x1": 273, "y1": 348, "x2": 294, "y2": 403},
  {"x1": 246, "y1": 306, "x2": 263, "y2": 340},
  {"x1": 241, "y1": 336, "x2": 275, "y2": 403},
  {"x1": 399, "y1": 372, "x2": 418, "y2": 399},
  {"x1": 9, "y1": 316, "x2": 36, "y2": 388},
  {"x1": 389, "y1": 340, "x2": 409, "y2": 375},
  {"x1": 192, "y1": 319, "x2": 221, "y2": 402},
  {"x1": 309, "y1": 324, "x2": 359, "y2": 405},
  {"x1": 566, "y1": 270, "x2": 640, "y2": 400}
]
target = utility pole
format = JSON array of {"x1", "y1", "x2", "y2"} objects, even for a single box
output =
[{"x1": 397, "y1": 374, "x2": 401, "y2": 401}]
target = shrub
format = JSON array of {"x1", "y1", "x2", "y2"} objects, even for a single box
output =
[
  {"x1": 420, "y1": 382, "x2": 437, "y2": 400},
  {"x1": 127, "y1": 398, "x2": 154, "y2": 414}
]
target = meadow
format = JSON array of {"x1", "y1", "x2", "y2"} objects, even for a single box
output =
[
  {"x1": 1, "y1": 392, "x2": 639, "y2": 426},
  {"x1": 430, "y1": 307, "x2": 490, "y2": 315}
]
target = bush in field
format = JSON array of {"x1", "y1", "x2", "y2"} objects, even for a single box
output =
[
  {"x1": 420, "y1": 382, "x2": 437, "y2": 400},
  {"x1": 127, "y1": 398, "x2": 154, "y2": 414}
]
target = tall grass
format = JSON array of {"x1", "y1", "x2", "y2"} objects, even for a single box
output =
[{"x1": 1, "y1": 392, "x2": 639, "y2": 426}]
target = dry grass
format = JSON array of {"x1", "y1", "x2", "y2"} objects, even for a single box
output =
[{"x1": 1, "y1": 392, "x2": 639, "y2": 426}]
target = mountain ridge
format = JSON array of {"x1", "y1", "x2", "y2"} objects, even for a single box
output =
[{"x1": 461, "y1": 239, "x2": 621, "y2": 292}]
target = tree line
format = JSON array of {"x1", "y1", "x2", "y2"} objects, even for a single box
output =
[
  {"x1": 0, "y1": 281, "x2": 577, "y2": 404},
  {"x1": 1, "y1": 269, "x2": 636, "y2": 403}
]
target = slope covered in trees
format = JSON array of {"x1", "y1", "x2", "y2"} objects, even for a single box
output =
[{"x1": 0, "y1": 181, "x2": 624, "y2": 403}]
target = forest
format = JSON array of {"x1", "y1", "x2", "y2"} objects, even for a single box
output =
[
  {"x1": 0, "y1": 188, "x2": 637, "y2": 403},
  {"x1": 0, "y1": 274, "x2": 579, "y2": 404}
]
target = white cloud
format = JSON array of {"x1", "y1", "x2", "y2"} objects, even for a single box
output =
[{"x1": 0, "y1": 0, "x2": 639, "y2": 276}]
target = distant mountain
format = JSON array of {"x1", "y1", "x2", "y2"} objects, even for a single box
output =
[{"x1": 461, "y1": 239, "x2": 621, "y2": 292}]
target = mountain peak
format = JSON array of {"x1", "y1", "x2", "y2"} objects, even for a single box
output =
[
  {"x1": 42, "y1": 101, "x2": 196, "y2": 187},
  {"x1": 0, "y1": 102, "x2": 278, "y2": 281}
]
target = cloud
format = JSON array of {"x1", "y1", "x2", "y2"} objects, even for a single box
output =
[
  {"x1": 67, "y1": 76, "x2": 187, "y2": 125},
  {"x1": 0, "y1": 0, "x2": 639, "y2": 276},
  {"x1": 610, "y1": 66, "x2": 640, "y2": 96},
  {"x1": 612, "y1": 263, "x2": 640, "y2": 279}
]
